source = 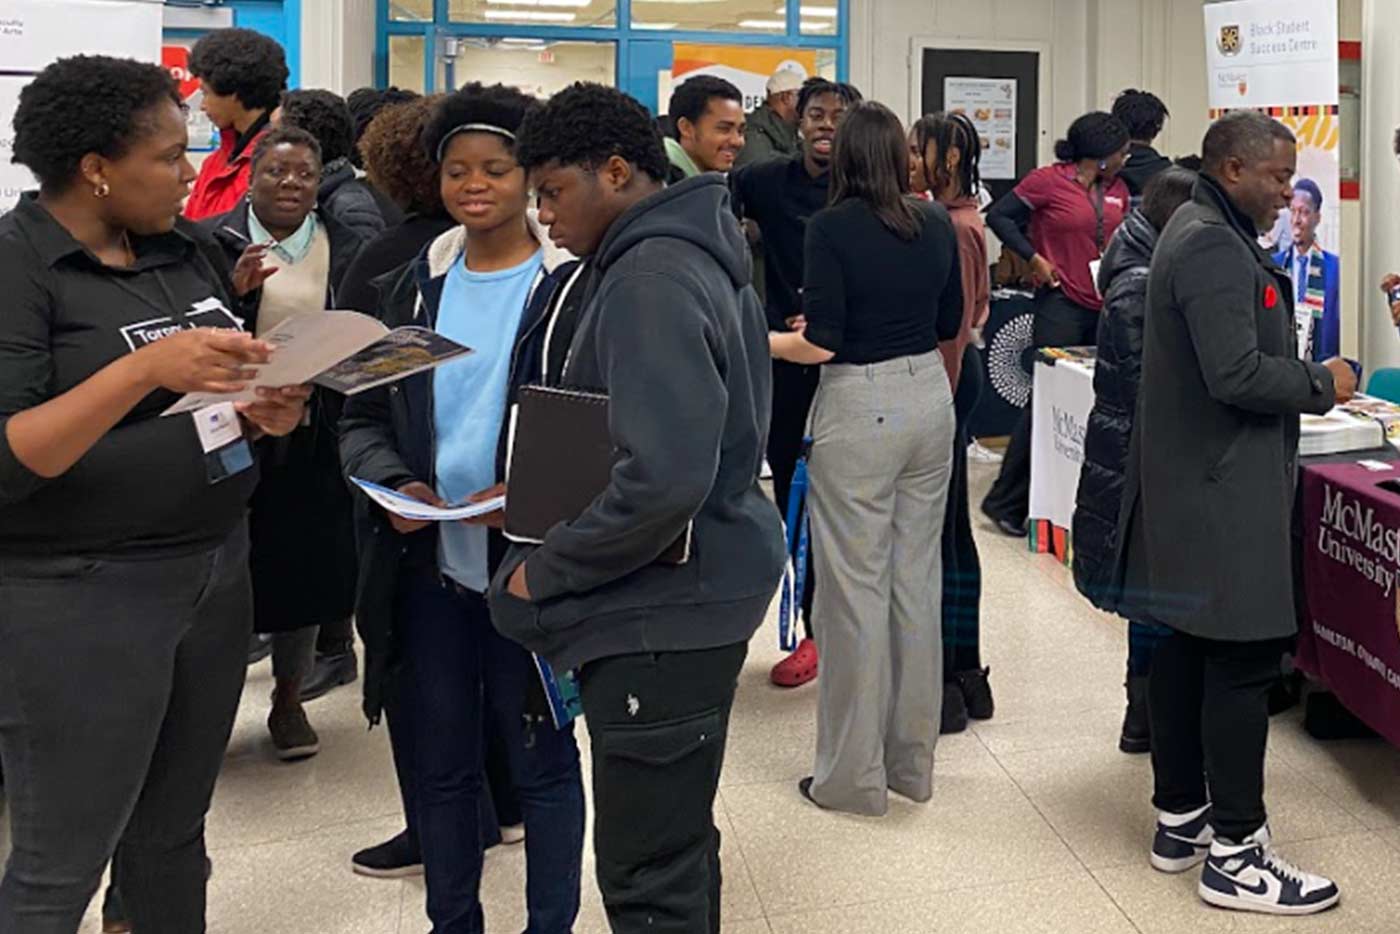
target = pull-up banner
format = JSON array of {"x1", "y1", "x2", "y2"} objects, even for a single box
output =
[
  {"x1": 0, "y1": 0, "x2": 163, "y2": 212},
  {"x1": 1204, "y1": 0, "x2": 1341, "y2": 362}
]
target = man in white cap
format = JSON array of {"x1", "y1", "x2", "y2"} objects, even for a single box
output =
[{"x1": 736, "y1": 67, "x2": 802, "y2": 168}]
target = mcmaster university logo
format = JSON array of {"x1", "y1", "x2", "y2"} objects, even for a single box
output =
[{"x1": 1218, "y1": 24, "x2": 1242, "y2": 56}]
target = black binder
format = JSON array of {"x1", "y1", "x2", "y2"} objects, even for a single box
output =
[{"x1": 504, "y1": 385, "x2": 691, "y2": 565}]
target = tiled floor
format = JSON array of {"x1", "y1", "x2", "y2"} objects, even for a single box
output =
[{"x1": 49, "y1": 459, "x2": 1400, "y2": 932}]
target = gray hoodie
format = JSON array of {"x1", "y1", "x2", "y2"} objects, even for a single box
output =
[{"x1": 488, "y1": 174, "x2": 786, "y2": 672}]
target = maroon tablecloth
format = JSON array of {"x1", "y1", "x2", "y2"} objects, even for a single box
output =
[{"x1": 1297, "y1": 460, "x2": 1400, "y2": 747}]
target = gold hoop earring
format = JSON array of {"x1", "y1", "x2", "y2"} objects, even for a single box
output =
[{"x1": 94, "y1": 181, "x2": 111, "y2": 199}]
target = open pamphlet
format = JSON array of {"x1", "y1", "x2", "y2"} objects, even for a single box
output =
[
  {"x1": 163, "y1": 311, "x2": 472, "y2": 416},
  {"x1": 1300, "y1": 393, "x2": 1400, "y2": 457},
  {"x1": 350, "y1": 477, "x2": 505, "y2": 522}
]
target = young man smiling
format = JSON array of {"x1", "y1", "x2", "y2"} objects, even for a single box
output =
[
  {"x1": 730, "y1": 76, "x2": 863, "y2": 688},
  {"x1": 488, "y1": 82, "x2": 785, "y2": 932},
  {"x1": 664, "y1": 74, "x2": 747, "y2": 181}
]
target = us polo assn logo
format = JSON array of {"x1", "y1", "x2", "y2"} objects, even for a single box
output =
[{"x1": 1218, "y1": 24, "x2": 1242, "y2": 56}]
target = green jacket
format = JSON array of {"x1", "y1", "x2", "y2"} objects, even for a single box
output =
[{"x1": 736, "y1": 103, "x2": 799, "y2": 168}]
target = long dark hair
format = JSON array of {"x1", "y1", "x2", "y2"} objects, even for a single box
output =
[
  {"x1": 912, "y1": 110, "x2": 982, "y2": 200},
  {"x1": 829, "y1": 101, "x2": 921, "y2": 241}
]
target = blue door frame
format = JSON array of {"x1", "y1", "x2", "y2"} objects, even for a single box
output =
[{"x1": 377, "y1": 0, "x2": 847, "y2": 112}]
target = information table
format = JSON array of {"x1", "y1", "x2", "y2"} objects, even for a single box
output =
[
  {"x1": 1296, "y1": 459, "x2": 1400, "y2": 747},
  {"x1": 1027, "y1": 348, "x2": 1095, "y2": 563}
]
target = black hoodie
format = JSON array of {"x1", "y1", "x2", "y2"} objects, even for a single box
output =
[
  {"x1": 488, "y1": 174, "x2": 787, "y2": 672},
  {"x1": 1118, "y1": 143, "x2": 1173, "y2": 199}
]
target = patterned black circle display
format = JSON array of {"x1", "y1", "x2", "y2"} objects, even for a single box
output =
[{"x1": 987, "y1": 311, "x2": 1035, "y2": 409}]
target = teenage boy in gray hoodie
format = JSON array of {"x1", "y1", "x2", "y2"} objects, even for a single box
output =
[{"x1": 488, "y1": 83, "x2": 785, "y2": 933}]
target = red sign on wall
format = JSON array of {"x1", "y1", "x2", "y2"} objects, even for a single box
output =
[{"x1": 162, "y1": 45, "x2": 200, "y2": 100}]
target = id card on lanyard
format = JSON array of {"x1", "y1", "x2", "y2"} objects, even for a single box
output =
[{"x1": 193, "y1": 402, "x2": 254, "y2": 485}]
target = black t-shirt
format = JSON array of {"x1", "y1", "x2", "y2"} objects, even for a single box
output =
[
  {"x1": 0, "y1": 195, "x2": 258, "y2": 557},
  {"x1": 802, "y1": 198, "x2": 964, "y2": 365},
  {"x1": 730, "y1": 155, "x2": 830, "y2": 330}
]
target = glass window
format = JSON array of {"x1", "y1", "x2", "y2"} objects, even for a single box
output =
[
  {"x1": 389, "y1": 35, "x2": 428, "y2": 93},
  {"x1": 631, "y1": 0, "x2": 785, "y2": 34},
  {"x1": 388, "y1": 0, "x2": 433, "y2": 22},
  {"x1": 448, "y1": 0, "x2": 616, "y2": 28},
  {"x1": 800, "y1": 4, "x2": 839, "y2": 36},
  {"x1": 448, "y1": 39, "x2": 616, "y2": 98}
]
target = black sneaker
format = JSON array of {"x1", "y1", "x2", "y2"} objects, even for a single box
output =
[
  {"x1": 1199, "y1": 828, "x2": 1340, "y2": 915},
  {"x1": 299, "y1": 648, "x2": 359, "y2": 703},
  {"x1": 940, "y1": 682, "x2": 969, "y2": 734},
  {"x1": 953, "y1": 667, "x2": 994, "y2": 720},
  {"x1": 1151, "y1": 803, "x2": 1213, "y2": 873},
  {"x1": 268, "y1": 706, "x2": 320, "y2": 761},
  {"x1": 981, "y1": 503, "x2": 1028, "y2": 538},
  {"x1": 352, "y1": 830, "x2": 424, "y2": 879},
  {"x1": 1120, "y1": 676, "x2": 1151, "y2": 755},
  {"x1": 101, "y1": 883, "x2": 130, "y2": 933}
]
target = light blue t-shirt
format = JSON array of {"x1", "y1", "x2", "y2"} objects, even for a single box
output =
[{"x1": 434, "y1": 248, "x2": 543, "y2": 592}]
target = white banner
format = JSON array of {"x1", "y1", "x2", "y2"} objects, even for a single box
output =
[
  {"x1": 1028, "y1": 358, "x2": 1096, "y2": 533},
  {"x1": 1203, "y1": 0, "x2": 1341, "y2": 360},
  {"x1": 0, "y1": 0, "x2": 163, "y2": 212}
]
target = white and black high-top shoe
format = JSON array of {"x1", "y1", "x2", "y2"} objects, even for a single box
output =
[
  {"x1": 1150, "y1": 804, "x2": 1213, "y2": 873},
  {"x1": 1199, "y1": 828, "x2": 1340, "y2": 915}
]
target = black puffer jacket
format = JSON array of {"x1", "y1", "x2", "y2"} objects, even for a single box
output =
[
  {"x1": 1072, "y1": 209, "x2": 1156, "y2": 613},
  {"x1": 320, "y1": 158, "x2": 387, "y2": 240}
]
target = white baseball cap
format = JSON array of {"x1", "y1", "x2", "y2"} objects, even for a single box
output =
[{"x1": 767, "y1": 69, "x2": 804, "y2": 95}]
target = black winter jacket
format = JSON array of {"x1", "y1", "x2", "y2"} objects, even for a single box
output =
[
  {"x1": 1072, "y1": 209, "x2": 1155, "y2": 613},
  {"x1": 320, "y1": 159, "x2": 388, "y2": 240}
]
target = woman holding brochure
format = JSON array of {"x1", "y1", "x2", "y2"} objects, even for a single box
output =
[
  {"x1": 339, "y1": 84, "x2": 585, "y2": 932},
  {"x1": 206, "y1": 125, "x2": 368, "y2": 762},
  {"x1": 0, "y1": 56, "x2": 307, "y2": 933}
]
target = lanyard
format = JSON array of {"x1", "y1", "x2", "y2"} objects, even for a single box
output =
[{"x1": 1089, "y1": 182, "x2": 1106, "y2": 254}]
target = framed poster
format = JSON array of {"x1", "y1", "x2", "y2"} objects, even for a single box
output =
[
  {"x1": 0, "y1": 0, "x2": 163, "y2": 213},
  {"x1": 943, "y1": 76, "x2": 1018, "y2": 180}
]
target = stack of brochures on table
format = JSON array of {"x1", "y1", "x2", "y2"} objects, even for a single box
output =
[
  {"x1": 1300, "y1": 392, "x2": 1399, "y2": 456},
  {"x1": 1337, "y1": 395, "x2": 1400, "y2": 449}
]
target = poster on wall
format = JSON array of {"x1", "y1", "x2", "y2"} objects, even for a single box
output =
[
  {"x1": 0, "y1": 0, "x2": 163, "y2": 213},
  {"x1": 1204, "y1": 0, "x2": 1340, "y2": 362},
  {"x1": 163, "y1": 45, "x2": 218, "y2": 153},
  {"x1": 670, "y1": 44, "x2": 819, "y2": 114},
  {"x1": 943, "y1": 76, "x2": 1017, "y2": 180}
]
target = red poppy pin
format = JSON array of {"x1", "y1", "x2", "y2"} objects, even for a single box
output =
[{"x1": 1263, "y1": 284, "x2": 1279, "y2": 309}]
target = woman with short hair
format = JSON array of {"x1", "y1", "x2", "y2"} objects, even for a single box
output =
[
  {"x1": 771, "y1": 101, "x2": 963, "y2": 816},
  {"x1": 0, "y1": 54, "x2": 306, "y2": 933},
  {"x1": 204, "y1": 125, "x2": 367, "y2": 764}
]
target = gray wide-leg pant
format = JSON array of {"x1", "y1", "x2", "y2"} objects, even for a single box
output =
[{"x1": 807, "y1": 350, "x2": 955, "y2": 816}]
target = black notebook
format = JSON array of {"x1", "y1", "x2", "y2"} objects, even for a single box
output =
[{"x1": 504, "y1": 385, "x2": 691, "y2": 565}]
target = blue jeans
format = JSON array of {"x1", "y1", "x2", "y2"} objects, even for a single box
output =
[{"x1": 394, "y1": 567, "x2": 584, "y2": 934}]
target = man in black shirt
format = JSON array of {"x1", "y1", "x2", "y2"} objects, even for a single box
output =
[
  {"x1": 1113, "y1": 89, "x2": 1173, "y2": 198},
  {"x1": 730, "y1": 77, "x2": 861, "y2": 688}
]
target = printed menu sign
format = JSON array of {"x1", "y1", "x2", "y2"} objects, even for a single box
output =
[{"x1": 943, "y1": 76, "x2": 1017, "y2": 180}]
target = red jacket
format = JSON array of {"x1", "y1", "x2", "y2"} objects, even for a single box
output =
[{"x1": 184, "y1": 123, "x2": 268, "y2": 221}]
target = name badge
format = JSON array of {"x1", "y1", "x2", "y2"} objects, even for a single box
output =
[{"x1": 193, "y1": 403, "x2": 254, "y2": 484}]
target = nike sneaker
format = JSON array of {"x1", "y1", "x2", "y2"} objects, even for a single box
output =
[
  {"x1": 1199, "y1": 828, "x2": 1340, "y2": 915},
  {"x1": 1151, "y1": 803, "x2": 1213, "y2": 873}
]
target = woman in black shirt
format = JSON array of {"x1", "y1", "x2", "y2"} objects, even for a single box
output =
[
  {"x1": 770, "y1": 101, "x2": 962, "y2": 816},
  {"x1": 0, "y1": 56, "x2": 306, "y2": 933}
]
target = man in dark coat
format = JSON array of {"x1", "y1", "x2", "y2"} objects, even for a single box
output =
[{"x1": 1115, "y1": 111, "x2": 1355, "y2": 916}]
